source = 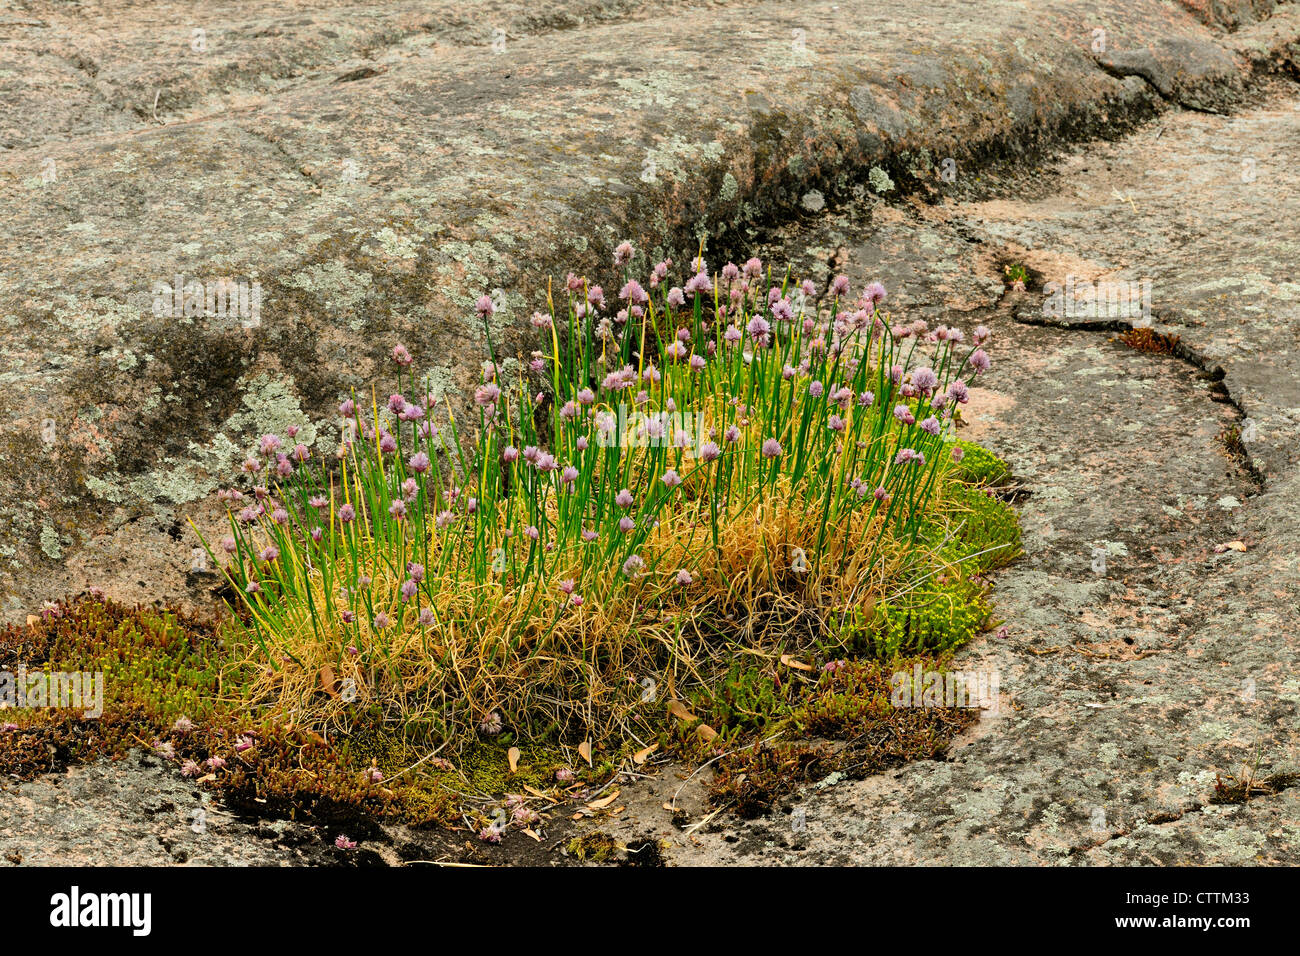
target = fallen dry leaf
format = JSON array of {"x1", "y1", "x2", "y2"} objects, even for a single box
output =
[
  {"x1": 667, "y1": 699, "x2": 697, "y2": 722},
  {"x1": 319, "y1": 664, "x2": 339, "y2": 698},
  {"x1": 633, "y1": 743, "x2": 659, "y2": 764},
  {"x1": 1213, "y1": 540, "x2": 1247, "y2": 553},
  {"x1": 578, "y1": 740, "x2": 592, "y2": 766},
  {"x1": 696, "y1": 723, "x2": 718, "y2": 742},
  {"x1": 780, "y1": 654, "x2": 813, "y2": 671},
  {"x1": 586, "y1": 790, "x2": 620, "y2": 810},
  {"x1": 522, "y1": 828, "x2": 542, "y2": 842},
  {"x1": 507, "y1": 746, "x2": 521, "y2": 773}
]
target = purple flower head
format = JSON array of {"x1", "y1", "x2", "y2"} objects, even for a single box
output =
[
  {"x1": 622, "y1": 554, "x2": 645, "y2": 577},
  {"x1": 475, "y1": 382, "x2": 501, "y2": 406},
  {"x1": 684, "y1": 272, "x2": 711, "y2": 296},
  {"x1": 967, "y1": 349, "x2": 991, "y2": 374},
  {"x1": 392, "y1": 344, "x2": 413, "y2": 366},
  {"x1": 911, "y1": 367, "x2": 939, "y2": 395},
  {"x1": 675, "y1": 569, "x2": 693, "y2": 586},
  {"x1": 614, "y1": 241, "x2": 634, "y2": 267},
  {"x1": 476, "y1": 294, "x2": 495, "y2": 318},
  {"x1": 761, "y1": 437, "x2": 783, "y2": 459},
  {"x1": 830, "y1": 275, "x2": 851, "y2": 297},
  {"x1": 408, "y1": 451, "x2": 430, "y2": 473},
  {"x1": 400, "y1": 579, "x2": 418, "y2": 602},
  {"x1": 258, "y1": 434, "x2": 282, "y2": 457},
  {"x1": 661, "y1": 468, "x2": 682, "y2": 488},
  {"x1": 620, "y1": 279, "x2": 648, "y2": 305},
  {"x1": 388, "y1": 500, "x2": 406, "y2": 520},
  {"x1": 699, "y1": 441, "x2": 720, "y2": 462},
  {"x1": 947, "y1": 381, "x2": 970, "y2": 404},
  {"x1": 920, "y1": 416, "x2": 941, "y2": 436},
  {"x1": 618, "y1": 516, "x2": 635, "y2": 533},
  {"x1": 339, "y1": 503, "x2": 356, "y2": 523},
  {"x1": 973, "y1": 325, "x2": 991, "y2": 345},
  {"x1": 616, "y1": 488, "x2": 634, "y2": 508}
]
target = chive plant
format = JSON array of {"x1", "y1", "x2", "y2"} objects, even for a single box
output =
[{"x1": 200, "y1": 246, "x2": 994, "y2": 746}]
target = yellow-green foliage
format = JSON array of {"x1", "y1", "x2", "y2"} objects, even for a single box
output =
[
  {"x1": 952, "y1": 439, "x2": 1012, "y2": 486},
  {"x1": 937, "y1": 481, "x2": 1022, "y2": 572}
]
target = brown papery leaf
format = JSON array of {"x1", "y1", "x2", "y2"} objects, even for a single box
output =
[
  {"x1": 667, "y1": 699, "x2": 697, "y2": 722},
  {"x1": 319, "y1": 664, "x2": 339, "y2": 698},
  {"x1": 587, "y1": 790, "x2": 620, "y2": 810}
]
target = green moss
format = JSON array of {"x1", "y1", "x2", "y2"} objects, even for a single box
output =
[
  {"x1": 857, "y1": 575, "x2": 990, "y2": 657},
  {"x1": 934, "y1": 481, "x2": 1022, "y2": 573},
  {"x1": 951, "y1": 439, "x2": 1012, "y2": 486},
  {"x1": 567, "y1": 831, "x2": 619, "y2": 862},
  {"x1": 0, "y1": 598, "x2": 458, "y2": 827}
]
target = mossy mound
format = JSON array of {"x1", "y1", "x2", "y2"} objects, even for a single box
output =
[{"x1": 951, "y1": 439, "x2": 1012, "y2": 486}]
